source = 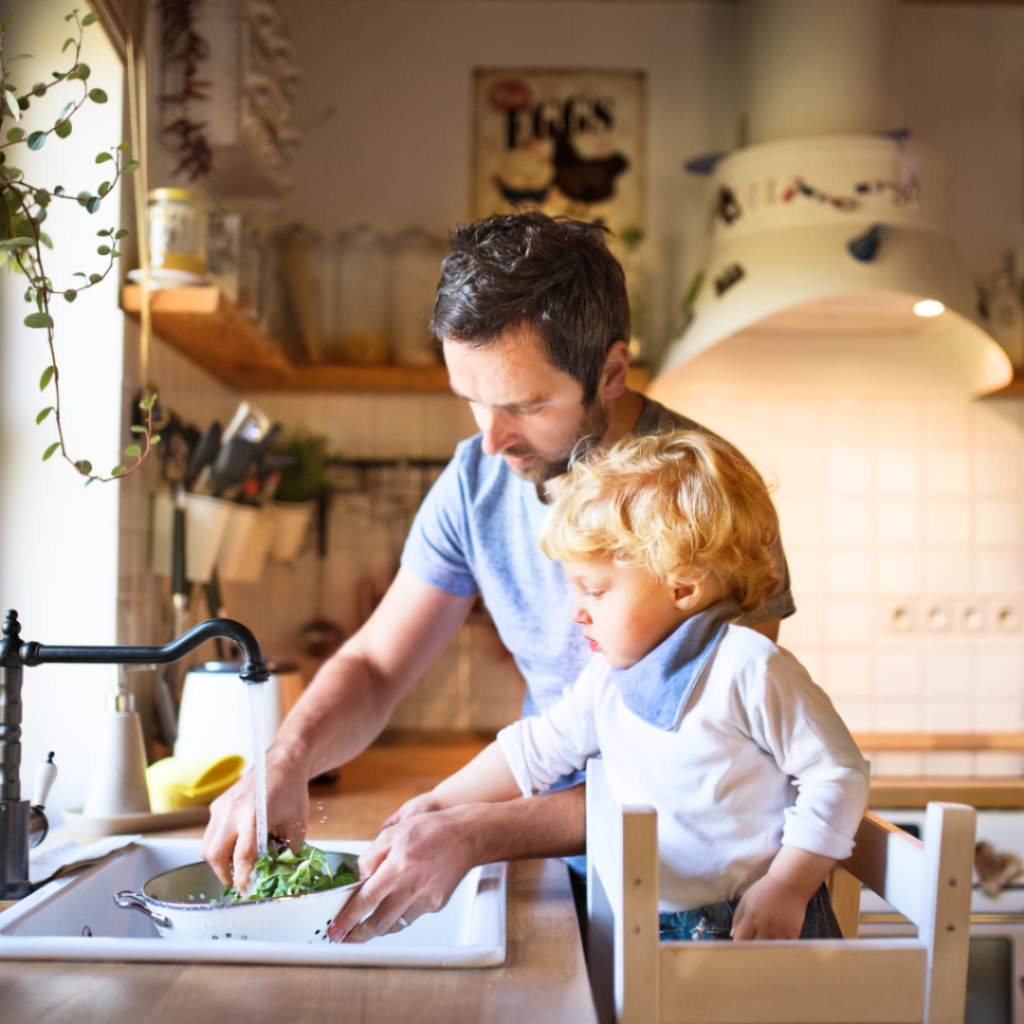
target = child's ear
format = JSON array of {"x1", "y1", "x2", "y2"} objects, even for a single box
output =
[{"x1": 672, "y1": 574, "x2": 705, "y2": 611}]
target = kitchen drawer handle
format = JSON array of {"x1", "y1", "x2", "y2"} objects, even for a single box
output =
[{"x1": 114, "y1": 890, "x2": 172, "y2": 929}]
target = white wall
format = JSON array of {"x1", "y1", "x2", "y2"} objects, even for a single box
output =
[
  {"x1": 0, "y1": 0, "x2": 128, "y2": 809},
  {"x1": 281, "y1": 0, "x2": 738, "y2": 363}
]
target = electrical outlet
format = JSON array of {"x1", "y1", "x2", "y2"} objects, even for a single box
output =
[
  {"x1": 924, "y1": 602, "x2": 953, "y2": 633},
  {"x1": 991, "y1": 601, "x2": 1023, "y2": 633},
  {"x1": 956, "y1": 602, "x2": 987, "y2": 633},
  {"x1": 883, "y1": 602, "x2": 917, "y2": 633}
]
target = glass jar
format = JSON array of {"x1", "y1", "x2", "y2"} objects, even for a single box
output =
[
  {"x1": 388, "y1": 227, "x2": 445, "y2": 367},
  {"x1": 148, "y1": 188, "x2": 208, "y2": 276},
  {"x1": 334, "y1": 223, "x2": 389, "y2": 365}
]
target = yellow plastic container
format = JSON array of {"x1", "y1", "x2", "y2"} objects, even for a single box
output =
[{"x1": 146, "y1": 754, "x2": 244, "y2": 814}]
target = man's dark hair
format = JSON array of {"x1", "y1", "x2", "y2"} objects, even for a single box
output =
[{"x1": 431, "y1": 212, "x2": 631, "y2": 405}]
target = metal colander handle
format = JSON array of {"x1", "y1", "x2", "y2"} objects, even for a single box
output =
[{"x1": 114, "y1": 890, "x2": 172, "y2": 928}]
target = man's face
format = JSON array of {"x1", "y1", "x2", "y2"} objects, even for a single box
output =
[{"x1": 443, "y1": 326, "x2": 609, "y2": 483}]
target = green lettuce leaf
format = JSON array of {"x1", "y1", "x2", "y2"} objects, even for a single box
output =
[{"x1": 224, "y1": 840, "x2": 358, "y2": 902}]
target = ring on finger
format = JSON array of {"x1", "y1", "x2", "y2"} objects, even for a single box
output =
[{"x1": 397, "y1": 915, "x2": 411, "y2": 930}]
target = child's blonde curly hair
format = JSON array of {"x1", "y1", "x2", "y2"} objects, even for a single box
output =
[{"x1": 539, "y1": 430, "x2": 780, "y2": 614}]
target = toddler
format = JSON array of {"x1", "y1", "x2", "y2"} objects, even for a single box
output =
[{"x1": 410, "y1": 430, "x2": 869, "y2": 941}]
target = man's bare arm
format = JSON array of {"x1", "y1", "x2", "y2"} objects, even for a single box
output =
[
  {"x1": 201, "y1": 568, "x2": 476, "y2": 888},
  {"x1": 330, "y1": 783, "x2": 587, "y2": 942}
]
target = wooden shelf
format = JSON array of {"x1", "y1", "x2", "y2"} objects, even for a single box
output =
[{"x1": 122, "y1": 285, "x2": 651, "y2": 394}]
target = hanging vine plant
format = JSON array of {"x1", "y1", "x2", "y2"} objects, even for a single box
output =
[{"x1": 0, "y1": 9, "x2": 159, "y2": 484}]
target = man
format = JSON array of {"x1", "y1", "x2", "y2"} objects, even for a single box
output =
[{"x1": 201, "y1": 212, "x2": 794, "y2": 942}]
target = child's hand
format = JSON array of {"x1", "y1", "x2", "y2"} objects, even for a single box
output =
[
  {"x1": 730, "y1": 874, "x2": 808, "y2": 940},
  {"x1": 380, "y1": 792, "x2": 445, "y2": 832}
]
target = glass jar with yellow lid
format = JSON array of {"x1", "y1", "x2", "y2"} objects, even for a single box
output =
[{"x1": 148, "y1": 188, "x2": 208, "y2": 276}]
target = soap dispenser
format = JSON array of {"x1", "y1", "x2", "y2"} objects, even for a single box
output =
[{"x1": 83, "y1": 666, "x2": 151, "y2": 819}]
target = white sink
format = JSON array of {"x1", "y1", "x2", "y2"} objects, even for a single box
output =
[{"x1": 0, "y1": 839, "x2": 506, "y2": 968}]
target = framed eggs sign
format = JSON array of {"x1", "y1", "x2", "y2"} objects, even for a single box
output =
[{"x1": 472, "y1": 69, "x2": 646, "y2": 239}]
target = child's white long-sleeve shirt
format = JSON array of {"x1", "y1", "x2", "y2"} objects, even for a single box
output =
[{"x1": 497, "y1": 624, "x2": 870, "y2": 912}]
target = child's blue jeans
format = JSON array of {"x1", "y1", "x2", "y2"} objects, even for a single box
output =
[{"x1": 658, "y1": 883, "x2": 843, "y2": 942}]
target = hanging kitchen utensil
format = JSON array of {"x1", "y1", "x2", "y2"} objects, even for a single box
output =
[
  {"x1": 210, "y1": 436, "x2": 260, "y2": 497},
  {"x1": 186, "y1": 420, "x2": 222, "y2": 495},
  {"x1": 298, "y1": 495, "x2": 344, "y2": 658}
]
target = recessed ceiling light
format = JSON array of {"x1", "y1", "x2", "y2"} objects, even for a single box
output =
[{"x1": 913, "y1": 299, "x2": 945, "y2": 318}]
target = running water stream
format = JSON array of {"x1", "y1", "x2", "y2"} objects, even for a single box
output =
[{"x1": 248, "y1": 682, "x2": 268, "y2": 864}]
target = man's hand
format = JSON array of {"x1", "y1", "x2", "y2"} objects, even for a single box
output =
[
  {"x1": 200, "y1": 748, "x2": 311, "y2": 892},
  {"x1": 328, "y1": 802, "x2": 483, "y2": 942},
  {"x1": 379, "y1": 792, "x2": 444, "y2": 831},
  {"x1": 730, "y1": 873, "x2": 808, "y2": 940}
]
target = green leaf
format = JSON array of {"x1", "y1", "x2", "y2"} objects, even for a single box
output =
[
  {"x1": 86, "y1": 195, "x2": 100, "y2": 214},
  {"x1": 97, "y1": 228, "x2": 111, "y2": 236},
  {"x1": 39, "y1": 365, "x2": 54, "y2": 390},
  {"x1": 129, "y1": 424, "x2": 146, "y2": 434},
  {"x1": 34, "y1": 189, "x2": 50, "y2": 206},
  {"x1": 0, "y1": 237, "x2": 35, "y2": 249},
  {"x1": 87, "y1": 87, "x2": 106, "y2": 103},
  {"x1": 64, "y1": 13, "x2": 74, "y2": 22},
  {"x1": 116, "y1": 140, "x2": 129, "y2": 151},
  {"x1": 114, "y1": 228, "x2": 129, "y2": 239},
  {"x1": 139, "y1": 392, "x2": 158, "y2": 411},
  {"x1": 6, "y1": 53, "x2": 31, "y2": 62},
  {"x1": 62, "y1": 37, "x2": 74, "y2": 53},
  {"x1": 76, "y1": 62, "x2": 89, "y2": 80},
  {"x1": 150, "y1": 433, "x2": 161, "y2": 445},
  {"x1": 125, "y1": 444, "x2": 142, "y2": 458},
  {"x1": 96, "y1": 244, "x2": 110, "y2": 255},
  {"x1": 54, "y1": 119, "x2": 71, "y2": 139},
  {"x1": 122, "y1": 159, "x2": 140, "y2": 174},
  {"x1": 72, "y1": 271, "x2": 86, "y2": 278},
  {"x1": 32, "y1": 82, "x2": 46, "y2": 97},
  {"x1": 75, "y1": 459, "x2": 93, "y2": 474},
  {"x1": 25, "y1": 311, "x2": 53, "y2": 328},
  {"x1": 76, "y1": 190, "x2": 90, "y2": 206},
  {"x1": 26, "y1": 130, "x2": 45, "y2": 151},
  {"x1": 42, "y1": 442, "x2": 60, "y2": 462},
  {"x1": 36, "y1": 406, "x2": 53, "y2": 424},
  {"x1": 84, "y1": 476, "x2": 97, "y2": 487},
  {"x1": 1, "y1": 16, "x2": 15, "y2": 31},
  {"x1": 63, "y1": 288, "x2": 76, "y2": 302},
  {"x1": 15, "y1": 95, "x2": 28, "y2": 111},
  {"x1": 39, "y1": 231, "x2": 52, "y2": 249},
  {"x1": 58, "y1": 100, "x2": 73, "y2": 119},
  {"x1": 5, "y1": 127, "x2": 24, "y2": 141},
  {"x1": 97, "y1": 180, "x2": 110, "y2": 196},
  {"x1": 95, "y1": 151, "x2": 112, "y2": 163},
  {"x1": 82, "y1": 12, "x2": 99, "y2": 25},
  {"x1": 4, "y1": 89, "x2": 20, "y2": 121},
  {"x1": 111, "y1": 464, "x2": 126, "y2": 477},
  {"x1": 88, "y1": 272, "x2": 101, "y2": 283},
  {"x1": 53, "y1": 185, "x2": 64, "y2": 195}
]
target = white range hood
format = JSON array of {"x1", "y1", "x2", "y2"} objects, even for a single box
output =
[{"x1": 650, "y1": 0, "x2": 1012, "y2": 402}]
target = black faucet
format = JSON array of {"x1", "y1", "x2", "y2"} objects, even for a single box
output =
[{"x1": 0, "y1": 609, "x2": 270, "y2": 899}]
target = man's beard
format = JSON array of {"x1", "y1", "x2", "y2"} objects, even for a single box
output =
[{"x1": 504, "y1": 401, "x2": 610, "y2": 484}]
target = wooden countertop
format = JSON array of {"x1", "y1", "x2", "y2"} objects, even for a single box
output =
[{"x1": 0, "y1": 734, "x2": 597, "y2": 1024}]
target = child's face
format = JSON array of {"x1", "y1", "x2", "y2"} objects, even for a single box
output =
[{"x1": 563, "y1": 560, "x2": 690, "y2": 669}]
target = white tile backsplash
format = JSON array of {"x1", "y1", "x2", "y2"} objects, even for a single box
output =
[
  {"x1": 876, "y1": 452, "x2": 921, "y2": 495},
  {"x1": 827, "y1": 449, "x2": 872, "y2": 495},
  {"x1": 663, "y1": 388, "x2": 1024, "y2": 775},
  {"x1": 925, "y1": 451, "x2": 972, "y2": 495},
  {"x1": 826, "y1": 550, "x2": 873, "y2": 594},
  {"x1": 925, "y1": 499, "x2": 972, "y2": 545}
]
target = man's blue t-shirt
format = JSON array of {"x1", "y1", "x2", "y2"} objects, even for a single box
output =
[{"x1": 400, "y1": 397, "x2": 796, "y2": 724}]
